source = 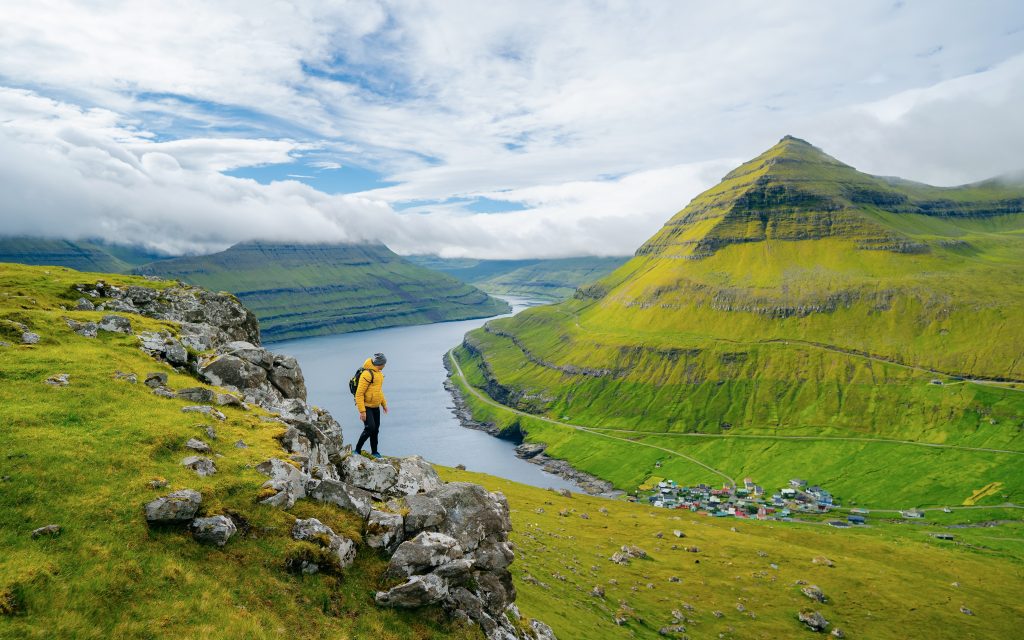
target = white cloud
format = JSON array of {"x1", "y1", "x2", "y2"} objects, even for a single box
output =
[{"x1": 0, "y1": 1, "x2": 1022, "y2": 257}]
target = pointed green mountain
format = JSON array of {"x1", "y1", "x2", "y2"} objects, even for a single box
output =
[{"x1": 453, "y1": 137, "x2": 1024, "y2": 507}]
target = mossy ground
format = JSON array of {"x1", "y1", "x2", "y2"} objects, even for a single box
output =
[
  {"x1": 0, "y1": 263, "x2": 478, "y2": 640},
  {"x1": 439, "y1": 466, "x2": 1024, "y2": 640}
]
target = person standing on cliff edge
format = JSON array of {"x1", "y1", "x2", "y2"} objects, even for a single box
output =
[{"x1": 354, "y1": 352, "x2": 389, "y2": 458}]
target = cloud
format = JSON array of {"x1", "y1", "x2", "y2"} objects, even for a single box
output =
[{"x1": 0, "y1": 2, "x2": 1023, "y2": 257}]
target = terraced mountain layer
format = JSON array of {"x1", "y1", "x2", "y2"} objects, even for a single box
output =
[
  {"x1": 135, "y1": 242, "x2": 510, "y2": 341},
  {"x1": 454, "y1": 136, "x2": 1024, "y2": 506},
  {"x1": 0, "y1": 237, "x2": 161, "y2": 273},
  {"x1": 406, "y1": 256, "x2": 629, "y2": 301}
]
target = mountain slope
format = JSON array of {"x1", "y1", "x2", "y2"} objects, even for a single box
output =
[
  {"x1": 0, "y1": 237, "x2": 131, "y2": 273},
  {"x1": 406, "y1": 256, "x2": 629, "y2": 301},
  {"x1": 134, "y1": 242, "x2": 511, "y2": 341},
  {"x1": 454, "y1": 136, "x2": 1024, "y2": 506}
]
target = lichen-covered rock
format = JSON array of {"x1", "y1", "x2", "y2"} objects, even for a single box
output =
[
  {"x1": 292, "y1": 518, "x2": 356, "y2": 571},
  {"x1": 391, "y1": 455, "x2": 444, "y2": 496},
  {"x1": 75, "y1": 298, "x2": 95, "y2": 311},
  {"x1": 269, "y1": 354, "x2": 305, "y2": 400},
  {"x1": 144, "y1": 372, "x2": 168, "y2": 388},
  {"x1": 182, "y1": 455, "x2": 217, "y2": 477},
  {"x1": 200, "y1": 354, "x2": 268, "y2": 394},
  {"x1": 375, "y1": 573, "x2": 449, "y2": 608},
  {"x1": 181, "y1": 405, "x2": 226, "y2": 421},
  {"x1": 20, "y1": 331, "x2": 40, "y2": 344},
  {"x1": 306, "y1": 478, "x2": 373, "y2": 518},
  {"x1": 185, "y1": 438, "x2": 212, "y2": 453},
  {"x1": 98, "y1": 315, "x2": 132, "y2": 334},
  {"x1": 365, "y1": 510, "x2": 404, "y2": 551},
  {"x1": 802, "y1": 585, "x2": 827, "y2": 603},
  {"x1": 341, "y1": 454, "x2": 398, "y2": 494},
  {"x1": 65, "y1": 318, "x2": 97, "y2": 338},
  {"x1": 256, "y1": 458, "x2": 306, "y2": 508},
  {"x1": 417, "y1": 482, "x2": 511, "y2": 553},
  {"x1": 44, "y1": 373, "x2": 70, "y2": 387},
  {"x1": 386, "y1": 531, "x2": 465, "y2": 579},
  {"x1": 31, "y1": 524, "x2": 62, "y2": 539},
  {"x1": 177, "y1": 387, "x2": 217, "y2": 403},
  {"x1": 145, "y1": 489, "x2": 201, "y2": 524},
  {"x1": 798, "y1": 609, "x2": 830, "y2": 632},
  {"x1": 191, "y1": 515, "x2": 236, "y2": 546},
  {"x1": 403, "y1": 494, "x2": 447, "y2": 533}
]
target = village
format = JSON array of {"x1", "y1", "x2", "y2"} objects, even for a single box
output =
[{"x1": 633, "y1": 476, "x2": 889, "y2": 526}]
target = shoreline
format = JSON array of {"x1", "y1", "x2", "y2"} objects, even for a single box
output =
[{"x1": 442, "y1": 357, "x2": 623, "y2": 498}]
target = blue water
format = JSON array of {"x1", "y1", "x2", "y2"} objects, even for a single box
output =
[{"x1": 270, "y1": 298, "x2": 578, "y2": 491}]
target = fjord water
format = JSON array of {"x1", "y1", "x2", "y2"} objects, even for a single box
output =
[{"x1": 271, "y1": 297, "x2": 578, "y2": 491}]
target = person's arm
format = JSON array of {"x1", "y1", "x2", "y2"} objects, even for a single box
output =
[
  {"x1": 355, "y1": 370, "x2": 369, "y2": 418},
  {"x1": 382, "y1": 389, "x2": 388, "y2": 413}
]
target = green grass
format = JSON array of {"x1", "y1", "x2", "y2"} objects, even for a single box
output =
[
  {"x1": 452, "y1": 137, "x2": 1024, "y2": 510},
  {"x1": 131, "y1": 242, "x2": 511, "y2": 341},
  {"x1": 0, "y1": 263, "x2": 478, "y2": 640},
  {"x1": 439, "y1": 466, "x2": 1024, "y2": 640}
]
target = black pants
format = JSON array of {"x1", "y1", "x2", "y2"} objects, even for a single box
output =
[{"x1": 355, "y1": 406, "x2": 381, "y2": 454}]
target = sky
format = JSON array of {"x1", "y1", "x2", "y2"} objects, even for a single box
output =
[{"x1": 0, "y1": 0, "x2": 1022, "y2": 258}]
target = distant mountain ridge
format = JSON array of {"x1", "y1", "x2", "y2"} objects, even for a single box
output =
[
  {"x1": 405, "y1": 256, "x2": 630, "y2": 301},
  {"x1": 0, "y1": 237, "x2": 169, "y2": 273},
  {"x1": 454, "y1": 136, "x2": 1024, "y2": 508},
  {"x1": 133, "y1": 242, "x2": 510, "y2": 341}
]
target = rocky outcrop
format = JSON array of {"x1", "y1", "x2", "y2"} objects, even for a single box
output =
[
  {"x1": 145, "y1": 490, "x2": 202, "y2": 524},
  {"x1": 73, "y1": 280, "x2": 259, "y2": 345},
  {"x1": 198, "y1": 341, "x2": 307, "y2": 406},
  {"x1": 191, "y1": 516, "x2": 237, "y2": 546}
]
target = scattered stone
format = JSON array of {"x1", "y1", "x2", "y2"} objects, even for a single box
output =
[
  {"x1": 831, "y1": 629, "x2": 846, "y2": 639},
  {"x1": 44, "y1": 373, "x2": 70, "y2": 387},
  {"x1": 558, "y1": 508, "x2": 570, "y2": 517},
  {"x1": 191, "y1": 515, "x2": 237, "y2": 546},
  {"x1": 455, "y1": 464, "x2": 466, "y2": 470},
  {"x1": 558, "y1": 488, "x2": 572, "y2": 498},
  {"x1": 580, "y1": 512, "x2": 590, "y2": 519},
  {"x1": 960, "y1": 606, "x2": 974, "y2": 616},
  {"x1": 177, "y1": 387, "x2": 216, "y2": 403},
  {"x1": 147, "y1": 478, "x2": 168, "y2": 489},
  {"x1": 185, "y1": 438, "x2": 212, "y2": 453},
  {"x1": 654, "y1": 531, "x2": 663, "y2": 538},
  {"x1": 951, "y1": 581, "x2": 960, "y2": 588},
  {"x1": 713, "y1": 610, "x2": 724, "y2": 618},
  {"x1": 114, "y1": 370, "x2": 138, "y2": 383},
  {"x1": 802, "y1": 585, "x2": 827, "y2": 603},
  {"x1": 673, "y1": 529, "x2": 685, "y2": 538},
  {"x1": 591, "y1": 585, "x2": 605, "y2": 598},
  {"x1": 256, "y1": 459, "x2": 307, "y2": 509},
  {"x1": 153, "y1": 387, "x2": 176, "y2": 398},
  {"x1": 610, "y1": 552, "x2": 630, "y2": 565},
  {"x1": 658, "y1": 625, "x2": 687, "y2": 637},
  {"x1": 181, "y1": 405, "x2": 226, "y2": 421},
  {"x1": 291, "y1": 518, "x2": 357, "y2": 572},
  {"x1": 599, "y1": 507, "x2": 609, "y2": 514},
  {"x1": 215, "y1": 392, "x2": 244, "y2": 407},
  {"x1": 535, "y1": 507, "x2": 545, "y2": 514},
  {"x1": 757, "y1": 550, "x2": 768, "y2": 557},
  {"x1": 621, "y1": 545, "x2": 648, "y2": 559},
  {"x1": 181, "y1": 456, "x2": 217, "y2": 477},
  {"x1": 144, "y1": 372, "x2": 168, "y2": 388},
  {"x1": 798, "y1": 609, "x2": 830, "y2": 632},
  {"x1": 74, "y1": 298, "x2": 95, "y2": 311},
  {"x1": 65, "y1": 318, "x2": 97, "y2": 338},
  {"x1": 204, "y1": 425, "x2": 218, "y2": 440},
  {"x1": 145, "y1": 489, "x2": 202, "y2": 524},
  {"x1": 234, "y1": 439, "x2": 248, "y2": 449},
  {"x1": 98, "y1": 315, "x2": 132, "y2": 334},
  {"x1": 21, "y1": 332, "x2": 40, "y2": 344},
  {"x1": 31, "y1": 524, "x2": 62, "y2": 539},
  {"x1": 685, "y1": 546, "x2": 700, "y2": 553},
  {"x1": 812, "y1": 556, "x2": 835, "y2": 567},
  {"x1": 668, "y1": 576, "x2": 680, "y2": 583}
]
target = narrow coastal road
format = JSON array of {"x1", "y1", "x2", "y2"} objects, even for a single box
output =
[{"x1": 447, "y1": 349, "x2": 738, "y2": 489}]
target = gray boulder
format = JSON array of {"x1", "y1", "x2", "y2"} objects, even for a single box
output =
[
  {"x1": 178, "y1": 322, "x2": 230, "y2": 352},
  {"x1": 375, "y1": 573, "x2": 449, "y2": 608},
  {"x1": 386, "y1": 531, "x2": 465, "y2": 579},
  {"x1": 177, "y1": 387, "x2": 217, "y2": 403},
  {"x1": 199, "y1": 354, "x2": 270, "y2": 396},
  {"x1": 144, "y1": 372, "x2": 168, "y2": 388},
  {"x1": 341, "y1": 454, "x2": 398, "y2": 494},
  {"x1": 164, "y1": 339, "x2": 189, "y2": 366},
  {"x1": 185, "y1": 438, "x2": 212, "y2": 453},
  {"x1": 45, "y1": 373, "x2": 70, "y2": 387},
  {"x1": 306, "y1": 478, "x2": 374, "y2": 518},
  {"x1": 420, "y1": 483, "x2": 511, "y2": 552},
  {"x1": 182, "y1": 456, "x2": 217, "y2": 477},
  {"x1": 256, "y1": 458, "x2": 306, "y2": 508},
  {"x1": 145, "y1": 489, "x2": 202, "y2": 524},
  {"x1": 802, "y1": 585, "x2": 827, "y2": 603},
  {"x1": 365, "y1": 509, "x2": 405, "y2": 551},
  {"x1": 181, "y1": 405, "x2": 227, "y2": 421},
  {"x1": 21, "y1": 331, "x2": 40, "y2": 344},
  {"x1": 291, "y1": 518, "x2": 356, "y2": 571},
  {"x1": 31, "y1": 524, "x2": 62, "y2": 539},
  {"x1": 391, "y1": 456, "x2": 444, "y2": 496},
  {"x1": 98, "y1": 315, "x2": 132, "y2": 334},
  {"x1": 798, "y1": 609, "x2": 830, "y2": 632},
  {"x1": 269, "y1": 354, "x2": 306, "y2": 400},
  {"x1": 65, "y1": 319, "x2": 97, "y2": 338},
  {"x1": 403, "y1": 494, "x2": 448, "y2": 533},
  {"x1": 218, "y1": 341, "x2": 274, "y2": 369},
  {"x1": 191, "y1": 515, "x2": 237, "y2": 546},
  {"x1": 74, "y1": 298, "x2": 95, "y2": 311}
]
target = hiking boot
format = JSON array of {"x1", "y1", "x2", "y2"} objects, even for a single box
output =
[{"x1": 371, "y1": 452, "x2": 383, "y2": 459}]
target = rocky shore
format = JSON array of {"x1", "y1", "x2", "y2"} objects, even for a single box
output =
[{"x1": 443, "y1": 357, "x2": 621, "y2": 498}]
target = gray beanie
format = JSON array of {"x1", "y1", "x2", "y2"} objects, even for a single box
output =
[{"x1": 371, "y1": 352, "x2": 387, "y2": 366}]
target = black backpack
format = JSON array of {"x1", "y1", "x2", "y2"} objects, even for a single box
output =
[{"x1": 348, "y1": 367, "x2": 374, "y2": 395}]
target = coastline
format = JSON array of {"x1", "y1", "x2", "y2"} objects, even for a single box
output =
[{"x1": 442, "y1": 357, "x2": 623, "y2": 498}]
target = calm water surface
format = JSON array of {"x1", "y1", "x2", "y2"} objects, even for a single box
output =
[{"x1": 271, "y1": 297, "x2": 578, "y2": 491}]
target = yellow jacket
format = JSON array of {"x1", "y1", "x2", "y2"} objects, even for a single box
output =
[{"x1": 354, "y1": 358, "x2": 387, "y2": 412}]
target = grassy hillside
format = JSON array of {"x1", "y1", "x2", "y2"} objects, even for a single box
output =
[
  {"x1": 405, "y1": 256, "x2": 629, "y2": 301},
  {"x1": 454, "y1": 137, "x2": 1024, "y2": 507},
  {"x1": 0, "y1": 237, "x2": 170, "y2": 273},
  {"x1": 441, "y1": 466, "x2": 1024, "y2": 640},
  {"x1": 0, "y1": 262, "x2": 478, "y2": 639},
  {"x1": 134, "y1": 242, "x2": 510, "y2": 341}
]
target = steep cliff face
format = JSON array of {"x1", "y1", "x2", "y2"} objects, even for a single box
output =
[{"x1": 133, "y1": 242, "x2": 511, "y2": 341}]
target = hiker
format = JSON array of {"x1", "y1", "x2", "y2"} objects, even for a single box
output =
[{"x1": 353, "y1": 352, "x2": 389, "y2": 458}]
